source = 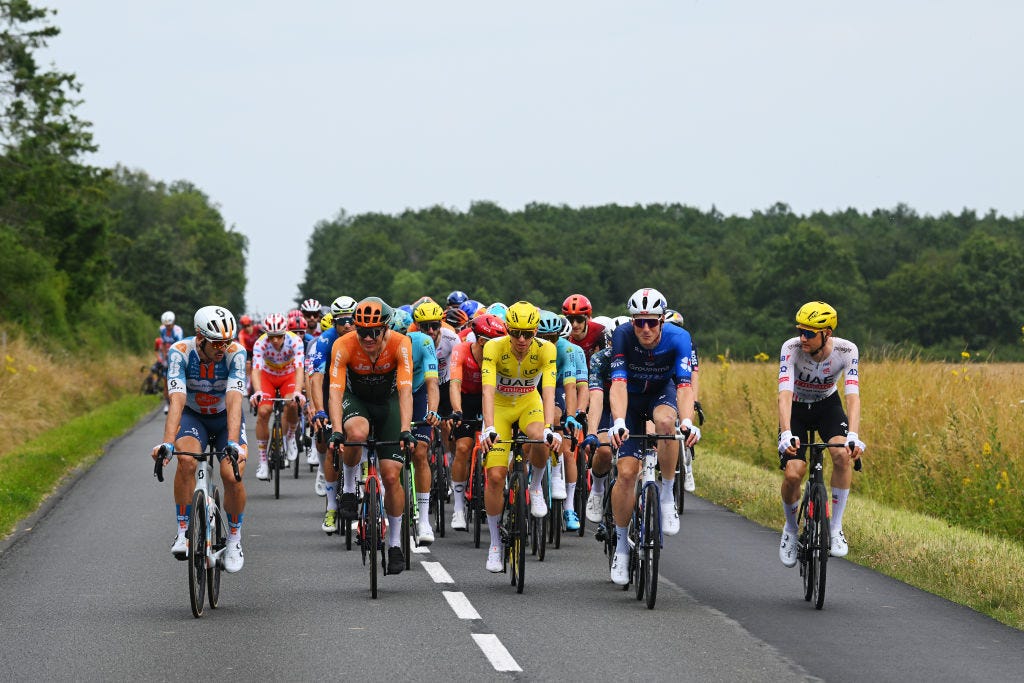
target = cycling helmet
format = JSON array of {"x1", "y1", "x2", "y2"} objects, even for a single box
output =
[
  {"x1": 239, "y1": 314, "x2": 253, "y2": 326},
  {"x1": 664, "y1": 309, "x2": 685, "y2": 328},
  {"x1": 561, "y1": 294, "x2": 592, "y2": 316},
  {"x1": 445, "y1": 307, "x2": 469, "y2": 329},
  {"x1": 505, "y1": 301, "x2": 540, "y2": 330},
  {"x1": 398, "y1": 304, "x2": 414, "y2": 315},
  {"x1": 319, "y1": 312, "x2": 334, "y2": 332},
  {"x1": 263, "y1": 313, "x2": 288, "y2": 335},
  {"x1": 300, "y1": 298, "x2": 322, "y2": 313},
  {"x1": 413, "y1": 301, "x2": 444, "y2": 323},
  {"x1": 591, "y1": 315, "x2": 613, "y2": 329},
  {"x1": 486, "y1": 302, "x2": 508, "y2": 321},
  {"x1": 389, "y1": 308, "x2": 413, "y2": 334},
  {"x1": 559, "y1": 315, "x2": 572, "y2": 338},
  {"x1": 627, "y1": 288, "x2": 667, "y2": 316},
  {"x1": 471, "y1": 313, "x2": 507, "y2": 339},
  {"x1": 353, "y1": 297, "x2": 392, "y2": 327},
  {"x1": 795, "y1": 301, "x2": 837, "y2": 331},
  {"x1": 447, "y1": 290, "x2": 469, "y2": 307},
  {"x1": 611, "y1": 315, "x2": 631, "y2": 329},
  {"x1": 413, "y1": 296, "x2": 436, "y2": 308},
  {"x1": 161, "y1": 311, "x2": 175, "y2": 325},
  {"x1": 460, "y1": 300, "x2": 483, "y2": 318},
  {"x1": 193, "y1": 306, "x2": 237, "y2": 341},
  {"x1": 330, "y1": 295, "x2": 358, "y2": 316},
  {"x1": 536, "y1": 310, "x2": 562, "y2": 336}
]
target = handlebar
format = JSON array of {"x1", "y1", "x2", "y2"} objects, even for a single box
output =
[
  {"x1": 154, "y1": 448, "x2": 241, "y2": 482},
  {"x1": 795, "y1": 441, "x2": 864, "y2": 472}
]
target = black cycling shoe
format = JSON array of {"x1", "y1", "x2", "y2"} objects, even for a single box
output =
[
  {"x1": 387, "y1": 546, "x2": 405, "y2": 575},
  {"x1": 339, "y1": 492, "x2": 358, "y2": 520}
]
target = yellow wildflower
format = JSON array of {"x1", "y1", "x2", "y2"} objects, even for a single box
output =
[
  {"x1": 961, "y1": 351, "x2": 971, "y2": 359},
  {"x1": 982, "y1": 442, "x2": 992, "y2": 456}
]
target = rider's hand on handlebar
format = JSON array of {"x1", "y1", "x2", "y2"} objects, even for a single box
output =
[
  {"x1": 328, "y1": 431, "x2": 344, "y2": 452},
  {"x1": 479, "y1": 426, "x2": 498, "y2": 452},
  {"x1": 680, "y1": 418, "x2": 701, "y2": 447},
  {"x1": 249, "y1": 393, "x2": 262, "y2": 408},
  {"x1": 582, "y1": 433, "x2": 601, "y2": 455},
  {"x1": 544, "y1": 427, "x2": 562, "y2": 450},
  {"x1": 608, "y1": 418, "x2": 628, "y2": 448},
  {"x1": 448, "y1": 410, "x2": 463, "y2": 427},
  {"x1": 152, "y1": 442, "x2": 174, "y2": 462},
  {"x1": 400, "y1": 430, "x2": 417, "y2": 451},
  {"x1": 224, "y1": 440, "x2": 241, "y2": 462},
  {"x1": 846, "y1": 431, "x2": 865, "y2": 458},
  {"x1": 563, "y1": 414, "x2": 581, "y2": 435},
  {"x1": 778, "y1": 429, "x2": 799, "y2": 456},
  {"x1": 425, "y1": 410, "x2": 441, "y2": 427}
]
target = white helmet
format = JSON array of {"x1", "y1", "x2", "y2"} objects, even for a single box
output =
[
  {"x1": 605, "y1": 315, "x2": 631, "y2": 346},
  {"x1": 627, "y1": 288, "x2": 667, "y2": 316},
  {"x1": 193, "y1": 306, "x2": 237, "y2": 341},
  {"x1": 300, "y1": 298, "x2": 322, "y2": 313},
  {"x1": 161, "y1": 311, "x2": 175, "y2": 325},
  {"x1": 331, "y1": 295, "x2": 358, "y2": 316},
  {"x1": 262, "y1": 313, "x2": 288, "y2": 335},
  {"x1": 591, "y1": 315, "x2": 613, "y2": 329}
]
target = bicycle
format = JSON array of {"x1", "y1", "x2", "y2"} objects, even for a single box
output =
[
  {"x1": 154, "y1": 443, "x2": 241, "y2": 618},
  {"x1": 264, "y1": 397, "x2": 293, "y2": 499},
  {"x1": 411, "y1": 418, "x2": 450, "y2": 541},
  {"x1": 792, "y1": 436, "x2": 863, "y2": 610},
  {"x1": 140, "y1": 361, "x2": 166, "y2": 395},
  {"x1": 400, "y1": 449, "x2": 418, "y2": 571},
  {"x1": 497, "y1": 434, "x2": 547, "y2": 594},
  {"x1": 453, "y1": 418, "x2": 485, "y2": 547},
  {"x1": 670, "y1": 443, "x2": 695, "y2": 516},
  {"x1": 572, "y1": 436, "x2": 589, "y2": 537}
]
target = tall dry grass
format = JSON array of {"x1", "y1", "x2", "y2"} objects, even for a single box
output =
[
  {"x1": 700, "y1": 354, "x2": 1024, "y2": 542},
  {"x1": 0, "y1": 329, "x2": 149, "y2": 457}
]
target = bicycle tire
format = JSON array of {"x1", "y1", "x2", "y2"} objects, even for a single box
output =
[
  {"x1": 366, "y1": 477, "x2": 380, "y2": 599},
  {"x1": 345, "y1": 489, "x2": 353, "y2": 550},
  {"x1": 188, "y1": 489, "x2": 207, "y2": 618},
  {"x1": 812, "y1": 486, "x2": 829, "y2": 610},
  {"x1": 603, "y1": 481, "x2": 616, "y2": 572},
  {"x1": 575, "y1": 448, "x2": 589, "y2": 536},
  {"x1": 433, "y1": 445, "x2": 447, "y2": 538},
  {"x1": 293, "y1": 431, "x2": 300, "y2": 479},
  {"x1": 537, "y1": 497, "x2": 547, "y2": 562},
  {"x1": 270, "y1": 427, "x2": 283, "y2": 500},
  {"x1": 800, "y1": 494, "x2": 815, "y2": 603},
  {"x1": 472, "y1": 454, "x2": 484, "y2": 548},
  {"x1": 509, "y1": 470, "x2": 527, "y2": 594},
  {"x1": 207, "y1": 486, "x2": 224, "y2": 609},
  {"x1": 642, "y1": 484, "x2": 661, "y2": 609},
  {"x1": 401, "y1": 465, "x2": 412, "y2": 571},
  {"x1": 632, "y1": 495, "x2": 644, "y2": 601},
  {"x1": 551, "y1": 498, "x2": 562, "y2": 549}
]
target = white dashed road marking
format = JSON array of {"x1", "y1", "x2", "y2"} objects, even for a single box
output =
[
  {"x1": 442, "y1": 591, "x2": 481, "y2": 619},
  {"x1": 471, "y1": 633, "x2": 522, "y2": 672},
  {"x1": 421, "y1": 561, "x2": 454, "y2": 583}
]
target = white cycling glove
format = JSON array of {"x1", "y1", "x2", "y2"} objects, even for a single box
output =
[
  {"x1": 680, "y1": 418, "x2": 701, "y2": 444},
  {"x1": 608, "y1": 418, "x2": 628, "y2": 443},
  {"x1": 543, "y1": 427, "x2": 562, "y2": 450},
  {"x1": 480, "y1": 426, "x2": 498, "y2": 445},
  {"x1": 778, "y1": 430, "x2": 798, "y2": 454},
  {"x1": 846, "y1": 431, "x2": 866, "y2": 453}
]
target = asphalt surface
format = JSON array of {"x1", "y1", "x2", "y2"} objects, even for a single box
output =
[{"x1": 1, "y1": 409, "x2": 1022, "y2": 681}]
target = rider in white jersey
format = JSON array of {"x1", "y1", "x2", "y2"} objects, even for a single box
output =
[{"x1": 777, "y1": 301, "x2": 864, "y2": 566}]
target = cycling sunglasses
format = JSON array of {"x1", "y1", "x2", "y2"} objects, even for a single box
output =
[
  {"x1": 508, "y1": 329, "x2": 535, "y2": 340},
  {"x1": 335, "y1": 316, "x2": 354, "y2": 326},
  {"x1": 204, "y1": 337, "x2": 232, "y2": 349},
  {"x1": 356, "y1": 326, "x2": 386, "y2": 339},
  {"x1": 798, "y1": 328, "x2": 820, "y2": 339},
  {"x1": 567, "y1": 315, "x2": 588, "y2": 324},
  {"x1": 632, "y1": 317, "x2": 662, "y2": 329},
  {"x1": 419, "y1": 321, "x2": 442, "y2": 332}
]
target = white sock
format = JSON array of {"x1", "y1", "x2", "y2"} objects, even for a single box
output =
[
  {"x1": 531, "y1": 465, "x2": 546, "y2": 491},
  {"x1": 615, "y1": 525, "x2": 630, "y2": 554},
  {"x1": 565, "y1": 483, "x2": 577, "y2": 512},
  {"x1": 343, "y1": 463, "x2": 359, "y2": 493},
  {"x1": 831, "y1": 488, "x2": 850, "y2": 533},
  {"x1": 388, "y1": 516, "x2": 403, "y2": 547},
  {"x1": 660, "y1": 477, "x2": 675, "y2": 504},
  {"x1": 487, "y1": 514, "x2": 501, "y2": 548},
  {"x1": 325, "y1": 482, "x2": 338, "y2": 510},
  {"x1": 452, "y1": 481, "x2": 467, "y2": 513},
  {"x1": 591, "y1": 473, "x2": 607, "y2": 495},
  {"x1": 783, "y1": 500, "x2": 799, "y2": 533},
  {"x1": 551, "y1": 456, "x2": 563, "y2": 480},
  {"x1": 417, "y1": 493, "x2": 430, "y2": 523}
]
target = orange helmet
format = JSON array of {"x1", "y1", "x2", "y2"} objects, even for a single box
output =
[
  {"x1": 353, "y1": 297, "x2": 393, "y2": 327},
  {"x1": 562, "y1": 294, "x2": 592, "y2": 316}
]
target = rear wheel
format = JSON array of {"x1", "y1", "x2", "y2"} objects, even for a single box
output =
[
  {"x1": 293, "y1": 431, "x2": 301, "y2": 479},
  {"x1": 471, "y1": 451, "x2": 484, "y2": 548},
  {"x1": 366, "y1": 478, "x2": 380, "y2": 599},
  {"x1": 603, "y1": 481, "x2": 616, "y2": 572},
  {"x1": 187, "y1": 490, "x2": 207, "y2": 618},
  {"x1": 207, "y1": 487, "x2": 224, "y2": 609},
  {"x1": 642, "y1": 484, "x2": 661, "y2": 609},
  {"x1": 433, "y1": 445, "x2": 448, "y2": 538},
  {"x1": 401, "y1": 466, "x2": 412, "y2": 571}
]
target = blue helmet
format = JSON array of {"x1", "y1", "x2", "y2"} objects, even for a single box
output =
[
  {"x1": 447, "y1": 290, "x2": 469, "y2": 307},
  {"x1": 536, "y1": 310, "x2": 562, "y2": 336},
  {"x1": 389, "y1": 308, "x2": 413, "y2": 334},
  {"x1": 486, "y1": 302, "x2": 508, "y2": 321},
  {"x1": 460, "y1": 299, "x2": 483, "y2": 317},
  {"x1": 397, "y1": 304, "x2": 414, "y2": 316}
]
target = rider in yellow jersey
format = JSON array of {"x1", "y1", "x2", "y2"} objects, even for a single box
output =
[{"x1": 478, "y1": 301, "x2": 562, "y2": 573}]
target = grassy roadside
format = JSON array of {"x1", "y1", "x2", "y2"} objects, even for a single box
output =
[
  {"x1": 0, "y1": 394, "x2": 160, "y2": 539},
  {"x1": 697, "y1": 449, "x2": 1024, "y2": 630}
]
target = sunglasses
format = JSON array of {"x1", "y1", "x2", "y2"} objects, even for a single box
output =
[
  {"x1": 632, "y1": 318, "x2": 662, "y2": 329},
  {"x1": 798, "y1": 328, "x2": 819, "y2": 339},
  {"x1": 356, "y1": 326, "x2": 386, "y2": 339},
  {"x1": 476, "y1": 335, "x2": 492, "y2": 344},
  {"x1": 508, "y1": 329, "x2": 535, "y2": 340},
  {"x1": 539, "y1": 334, "x2": 559, "y2": 343},
  {"x1": 567, "y1": 315, "x2": 587, "y2": 324},
  {"x1": 335, "y1": 316, "x2": 354, "y2": 326},
  {"x1": 419, "y1": 322, "x2": 442, "y2": 332},
  {"x1": 303, "y1": 312, "x2": 321, "y2": 319},
  {"x1": 205, "y1": 338, "x2": 231, "y2": 349}
]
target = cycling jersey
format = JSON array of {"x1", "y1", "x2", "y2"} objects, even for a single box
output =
[
  {"x1": 552, "y1": 337, "x2": 580, "y2": 388},
  {"x1": 778, "y1": 336, "x2": 860, "y2": 403},
  {"x1": 450, "y1": 340, "x2": 483, "y2": 394},
  {"x1": 166, "y1": 337, "x2": 246, "y2": 415},
  {"x1": 309, "y1": 327, "x2": 340, "y2": 375},
  {"x1": 329, "y1": 330, "x2": 413, "y2": 403},
  {"x1": 571, "y1": 321, "x2": 606, "y2": 363},
  {"x1": 569, "y1": 340, "x2": 588, "y2": 383},
  {"x1": 408, "y1": 330, "x2": 439, "y2": 393},
  {"x1": 432, "y1": 327, "x2": 460, "y2": 383},
  {"x1": 251, "y1": 332, "x2": 305, "y2": 376},
  {"x1": 159, "y1": 324, "x2": 184, "y2": 349},
  {"x1": 588, "y1": 347, "x2": 612, "y2": 393},
  {"x1": 481, "y1": 336, "x2": 557, "y2": 399},
  {"x1": 610, "y1": 323, "x2": 693, "y2": 393}
]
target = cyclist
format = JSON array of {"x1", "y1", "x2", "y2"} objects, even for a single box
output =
[
  {"x1": 238, "y1": 315, "x2": 260, "y2": 395},
  {"x1": 446, "y1": 290, "x2": 469, "y2": 313},
  {"x1": 412, "y1": 301, "x2": 461, "y2": 495},
  {"x1": 664, "y1": 308, "x2": 704, "y2": 493},
  {"x1": 152, "y1": 306, "x2": 248, "y2": 572},
  {"x1": 582, "y1": 323, "x2": 617, "y2": 524},
  {"x1": 607, "y1": 288, "x2": 701, "y2": 585},
  {"x1": 479, "y1": 301, "x2": 561, "y2": 573},
  {"x1": 448, "y1": 313, "x2": 507, "y2": 530},
  {"x1": 300, "y1": 298, "x2": 323, "y2": 339},
  {"x1": 158, "y1": 311, "x2": 184, "y2": 413},
  {"x1": 326, "y1": 297, "x2": 416, "y2": 573},
  {"x1": 308, "y1": 296, "x2": 358, "y2": 497},
  {"x1": 249, "y1": 313, "x2": 306, "y2": 480},
  {"x1": 391, "y1": 308, "x2": 441, "y2": 545},
  {"x1": 777, "y1": 301, "x2": 863, "y2": 565}
]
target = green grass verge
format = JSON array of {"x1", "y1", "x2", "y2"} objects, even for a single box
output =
[
  {"x1": 698, "y1": 449, "x2": 1024, "y2": 630},
  {"x1": 0, "y1": 394, "x2": 160, "y2": 539}
]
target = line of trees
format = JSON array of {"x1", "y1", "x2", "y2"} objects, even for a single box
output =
[
  {"x1": 0, "y1": 1, "x2": 246, "y2": 351},
  {"x1": 300, "y1": 201, "x2": 1024, "y2": 359}
]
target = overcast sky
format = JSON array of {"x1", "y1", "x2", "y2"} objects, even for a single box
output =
[{"x1": 45, "y1": 1, "x2": 1024, "y2": 315}]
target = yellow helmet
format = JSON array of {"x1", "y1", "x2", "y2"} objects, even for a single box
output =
[
  {"x1": 319, "y1": 312, "x2": 334, "y2": 332},
  {"x1": 505, "y1": 301, "x2": 540, "y2": 330},
  {"x1": 795, "y1": 301, "x2": 837, "y2": 331},
  {"x1": 413, "y1": 301, "x2": 444, "y2": 323}
]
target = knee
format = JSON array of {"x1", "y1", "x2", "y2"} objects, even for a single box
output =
[
  {"x1": 176, "y1": 458, "x2": 197, "y2": 477},
  {"x1": 487, "y1": 469, "x2": 506, "y2": 488}
]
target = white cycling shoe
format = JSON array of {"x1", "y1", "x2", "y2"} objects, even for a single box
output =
[
  {"x1": 451, "y1": 509, "x2": 467, "y2": 531},
  {"x1": 417, "y1": 521, "x2": 435, "y2": 546},
  {"x1": 286, "y1": 439, "x2": 298, "y2": 462},
  {"x1": 170, "y1": 534, "x2": 188, "y2": 559},
  {"x1": 610, "y1": 551, "x2": 630, "y2": 585},
  {"x1": 683, "y1": 471, "x2": 696, "y2": 492},
  {"x1": 550, "y1": 476, "x2": 567, "y2": 500},
  {"x1": 529, "y1": 489, "x2": 548, "y2": 518},
  {"x1": 256, "y1": 462, "x2": 270, "y2": 481},
  {"x1": 224, "y1": 540, "x2": 244, "y2": 573},
  {"x1": 830, "y1": 529, "x2": 849, "y2": 557},
  {"x1": 779, "y1": 528, "x2": 798, "y2": 567},
  {"x1": 585, "y1": 492, "x2": 604, "y2": 523},
  {"x1": 486, "y1": 545, "x2": 503, "y2": 573},
  {"x1": 661, "y1": 502, "x2": 680, "y2": 536},
  {"x1": 314, "y1": 471, "x2": 327, "y2": 497},
  {"x1": 307, "y1": 449, "x2": 320, "y2": 466}
]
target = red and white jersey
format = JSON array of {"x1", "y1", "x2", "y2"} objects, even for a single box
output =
[
  {"x1": 252, "y1": 331, "x2": 305, "y2": 377},
  {"x1": 778, "y1": 337, "x2": 859, "y2": 403}
]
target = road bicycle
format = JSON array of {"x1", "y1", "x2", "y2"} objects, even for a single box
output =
[
  {"x1": 792, "y1": 437, "x2": 863, "y2": 610},
  {"x1": 452, "y1": 418, "x2": 485, "y2": 547},
  {"x1": 498, "y1": 434, "x2": 548, "y2": 594},
  {"x1": 572, "y1": 435, "x2": 589, "y2": 537},
  {"x1": 140, "y1": 360, "x2": 166, "y2": 395},
  {"x1": 594, "y1": 447, "x2": 620, "y2": 579},
  {"x1": 400, "y1": 447, "x2": 418, "y2": 571},
  {"x1": 265, "y1": 397, "x2": 293, "y2": 499},
  {"x1": 154, "y1": 443, "x2": 241, "y2": 618},
  {"x1": 411, "y1": 418, "x2": 451, "y2": 541}
]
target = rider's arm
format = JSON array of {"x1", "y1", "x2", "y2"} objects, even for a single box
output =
[
  {"x1": 845, "y1": 392, "x2": 861, "y2": 437},
  {"x1": 328, "y1": 337, "x2": 351, "y2": 429},
  {"x1": 426, "y1": 376, "x2": 439, "y2": 414},
  {"x1": 587, "y1": 388, "x2": 604, "y2": 435},
  {"x1": 480, "y1": 340, "x2": 496, "y2": 427},
  {"x1": 396, "y1": 334, "x2": 415, "y2": 428},
  {"x1": 778, "y1": 390, "x2": 794, "y2": 433},
  {"x1": 540, "y1": 342, "x2": 558, "y2": 427},
  {"x1": 225, "y1": 390, "x2": 243, "y2": 443}
]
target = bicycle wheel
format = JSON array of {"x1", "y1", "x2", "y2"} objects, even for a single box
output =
[
  {"x1": 537, "y1": 494, "x2": 547, "y2": 562},
  {"x1": 344, "y1": 487, "x2": 353, "y2": 550},
  {"x1": 632, "y1": 497, "x2": 644, "y2": 601},
  {"x1": 575, "y1": 449, "x2": 589, "y2": 537},
  {"x1": 551, "y1": 497, "x2": 562, "y2": 549},
  {"x1": 642, "y1": 484, "x2": 661, "y2": 609},
  {"x1": 270, "y1": 430, "x2": 282, "y2": 499},
  {"x1": 293, "y1": 431, "x2": 300, "y2": 479},
  {"x1": 603, "y1": 481, "x2": 616, "y2": 572},
  {"x1": 401, "y1": 466, "x2": 412, "y2": 570},
  {"x1": 207, "y1": 486, "x2": 224, "y2": 609},
  {"x1": 471, "y1": 459, "x2": 484, "y2": 547},
  {"x1": 812, "y1": 486, "x2": 830, "y2": 610},
  {"x1": 508, "y1": 471, "x2": 527, "y2": 594},
  {"x1": 187, "y1": 490, "x2": 207, "y2": 618},
  {"x1": 433, "y1": 446, "x2": 447, "y2": 538},
  {"x1": 800, "y1": 495, "x2": 815, "y2": 603},
  {"x1": 366, "y1": 477, "x2": 380, "y2": 599}
]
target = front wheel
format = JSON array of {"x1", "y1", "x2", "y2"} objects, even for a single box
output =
[
  {"x1": 642, "y1": 484, "x2": 661, "y2": 609},
  {"x1": 187, "y1": 490, "x2": 207, "y2": 618},
  {"x1": 207, "y1": 487, "x2": 224, "y2": 609},
  {"x1": 401, "y1": 466, "x2": 412, "y2": 571},
  {"x1": 812, "y1": 486, "x2": 830, "y2": 610},
  {"x1": 366, "y1": 477, "x2": 380, "y2": 599},
  {"x1": 507, "y1": 471, "x2": 527, "y2": 594},
  {"x1": 575, "y1": 449, "x2": 589, "y2": 536}
]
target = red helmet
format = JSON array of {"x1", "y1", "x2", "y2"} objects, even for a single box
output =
[
  {"x1": 562, "y1": 294, "x2": 592, "y2": 316},
  {"x1": 239, "y1": 315, "x2": 253, "y2": 326},
  {"x1": 263, "y1": 313, "x2": 288, "y2": 335},
  {"x1": 288, "y1": 313, "x2": 305, "y2": 331},
  {"x1": 471, "y1": 313, "x2": 507, "y2": 340}
]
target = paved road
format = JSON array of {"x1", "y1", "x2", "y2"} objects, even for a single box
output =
[{"x1": 1, "y1": 410, "x2": 1022, "y2": 681}]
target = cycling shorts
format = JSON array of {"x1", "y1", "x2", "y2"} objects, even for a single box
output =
[
  {"x1": 453, "y1": 393, "x2": 483, "y2": 442},
  {"x1": 618, "y1": 384, "x2": 677, "y2": 460},
  {"x1": 487, "y1": 390, "x2": 544, "y2": 469},
  {"x1": 176, "y1": 406, "x2": 248, "y2": 462},
  {"x1": 342, "y1": 390, "x2": 406, "y2": 464},
  {"x1": 412, "y1": 385, "x2": 431, "y2": 442},
  {"x1": 780, "y1": 391, "x2": 849, "y2": 469},
  {"x1": 256, "y1": 369, "x2": 298, "y2": 402}
]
